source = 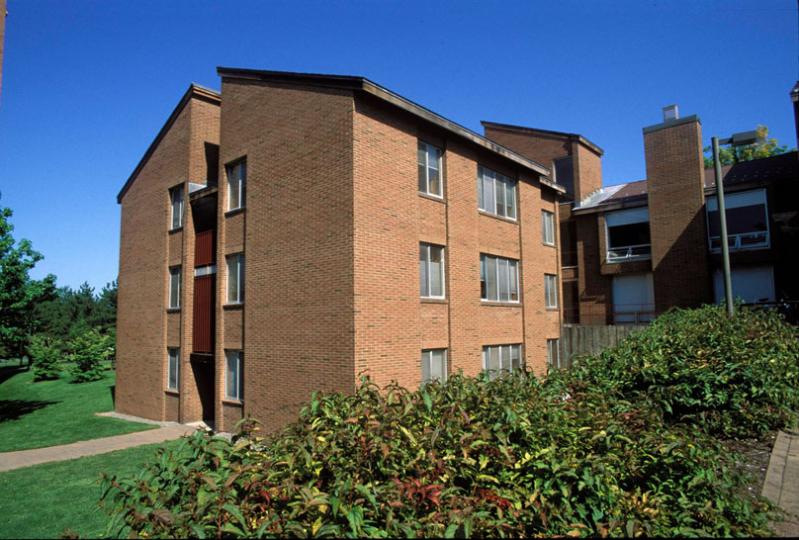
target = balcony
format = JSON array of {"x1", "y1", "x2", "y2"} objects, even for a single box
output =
[
  {"x1": 606, "y1": 243, "x2": 651, "y2": 263},
  {"x1": 709, "y1": 231, "x2": 769, "y2": 252}
]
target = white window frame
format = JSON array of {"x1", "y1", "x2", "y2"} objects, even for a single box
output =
[
  {"x1": 604, "y1": 207, "x2": 652, "y2": 263},
  {"x1": 480, "y1": 254, "x2": 520, "y2": 303},
  {"x1": 168, "y1": 266, "x2": 181, "y2": 309},
  {"x1": 226, "y1": 160, "x2": 246, "y2": 212},
  {"x1": 418, "y1": 141, "x2": 443, "y2": 198},
  {"x1": 170, "y1": 185, "x2": 184, "y2": 230},
  {"x1": 545, "y1": 274, "x2": 559, "y2": 309},
  {"x1": 477, "y1": 166, "x2": 517, "y2": 220},
  {"x1": 546, "y1": 339, "x2": 561, "y2": 369},
  {"x1": 225, "y1": 350, "x2": 243, "y2": 401},
  {"x1": 542, "y1": 210, "x2": 556, "y2": 246},
  {"x1": 421, "y1": 349, "x2": 448, "y2": 384},
  {"x1": 226, "y1": 254, "x2": 244, "y2": 305},
  {"x1": 482, "y1": 344, "x2": 523, "y2": 380},
  {"x1": 706, "y1": 188, "x2": 770, "y2": 253},
  {"x1": 420, "y1": 243, "x2": 446, "y2": 299},
  {"x1": 167, "y1": 348, "x2": 180, "y2": 391}
]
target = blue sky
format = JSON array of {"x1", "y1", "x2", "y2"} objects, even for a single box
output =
[{"x1": 0, "y1": 0, "x2": 796, "y2": 290}]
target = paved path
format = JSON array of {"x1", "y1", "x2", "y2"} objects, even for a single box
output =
[
  {"x1": 0, "y1": 425, "x2": 195, "y2": 472},
  {"x1": 762, "y1": 430, "x2": 799, "y2": 537}
]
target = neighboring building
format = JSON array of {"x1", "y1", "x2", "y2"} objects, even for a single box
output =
[
  {"x1": 116, "y1": 68, "x2": 564, "y2": 432},
  {"x1": 484, "y1": 98, "x2": 799, "y2": 326}
]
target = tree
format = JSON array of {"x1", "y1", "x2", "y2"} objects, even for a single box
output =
[
  {"x1": 703, "y1": 125, "x2": 794, "y2": 168},
  {"x1": 0, "y1": 205, "x2": 56, "y2": 359},
  {"x1": 69, "y1": 328, "x2": 113, "y2": 383}
]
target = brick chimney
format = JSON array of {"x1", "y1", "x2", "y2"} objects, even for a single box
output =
[{"x1": 643, "y1": 106, "x2": 711, "y2": 312}]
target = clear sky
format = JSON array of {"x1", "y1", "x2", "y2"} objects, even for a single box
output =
[{"x1": 0, "y1": 0, "x2": 796, "y2": 290}]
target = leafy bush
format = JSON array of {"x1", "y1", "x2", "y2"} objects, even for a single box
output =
[
  {"x1": 103, "y1": 373, "x2": 774, "y2": 538},
  {"x1": 562, "y1": 304, "x2": 799, "y2": 438},
  {"x1": 68, "y1": 329, "x2": 113, "y2": 383},
  {"x1": 28, "y1": 334, "x2": 62, "y2": 381}
]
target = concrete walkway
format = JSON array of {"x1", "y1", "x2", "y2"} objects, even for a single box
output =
[
  {"x1": 0, "y1": 424, "x2": 195, "y2": 472},
  {"x1": 762, "y1": 430, "x2": 799, "y2": 537}
]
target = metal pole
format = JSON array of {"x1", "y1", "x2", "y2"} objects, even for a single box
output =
[{"x1": 712, "y1": 136, "x2": 734, "y2": 317}]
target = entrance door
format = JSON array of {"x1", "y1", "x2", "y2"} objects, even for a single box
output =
[{"x1": 190, "y1": 358, "x2": 215, "y2": 423}]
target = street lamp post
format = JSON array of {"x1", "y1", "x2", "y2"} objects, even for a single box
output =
[{"x1": 710, "y1": 130, "x2": 761, "y2": 318}]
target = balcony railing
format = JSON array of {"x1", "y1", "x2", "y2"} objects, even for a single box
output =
[
  {"x1": 606, "y1": 244, "x2": 651, "y2": 263},
  {"x1": 709, "y1": 231, "x2": 769, "y2": 252}
]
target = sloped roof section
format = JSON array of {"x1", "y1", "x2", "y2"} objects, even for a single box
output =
[
  {"x1": 575, "y1": 151, "x2": 798, "y2": 212},
  {"x1": 216, "y1": 67, "x2": 562, "y2": 193},
  {"x1": 117, "y1": 84, "x2": 221, "y2": 203},
  {"x1": 479, "y1": 120, "x2": 604, "y2": 157}
]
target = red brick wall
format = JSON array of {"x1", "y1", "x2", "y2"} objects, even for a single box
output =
[
  {"x1": 117, "y1": 101, "x2": 192, "y2": 421},
  {"x1": 218, "y1": 78, "x2": 356, "y2": 433},
  {"x1": 644, "y1": 119, "x2": 711, "y2": 311}
]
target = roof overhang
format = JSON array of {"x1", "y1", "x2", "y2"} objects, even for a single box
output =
[
  {"x1": 480, "y1": 120, "x2": 604, "y2": 157},
  {"x1": 117, "y1": 84, "x2": 221, "y2": 203},
  {"x1": 217, "y1": 67, "x2": 563, "y2": 194}
]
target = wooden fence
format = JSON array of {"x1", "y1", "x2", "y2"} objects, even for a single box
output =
[{"x1": 555, "y1": 324, "x2": 641, "y2": 369}]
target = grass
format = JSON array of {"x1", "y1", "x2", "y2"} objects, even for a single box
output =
[
  {"x1": 0, "y1": 440, "x2": 182, "y2": 539},
  {"x1": 0, "y1": 365, "x2": 155, "y2": 452}
]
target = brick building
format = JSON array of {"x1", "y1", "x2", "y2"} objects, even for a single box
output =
[
  {"x1": 484, "y1": 96, "x2": 799, "y2": 327},
  {"x1": 115, "y1": 68, "x2": 564, "y2": 432}
]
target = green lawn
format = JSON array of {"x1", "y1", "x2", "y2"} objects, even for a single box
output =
[
  {"x1": 0, "y1": 440, "x2": 182, "y2": 539},
  {"x1": 0, "y1": 365, "x2": 155, "y2": 452}
]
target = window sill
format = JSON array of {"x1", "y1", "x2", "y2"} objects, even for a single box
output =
[
  {"x1": 543, "y1": 242, "x2": 557, "y2": 248},
  {"x1": 166, "y1": 307, "x2": 181, "y2": 314},
  {"x1": 225, "y1": 207, "x2": 245, "y2": 218},
  {"x1": 168, "y1": 227, "x2": 183, "y2": 235},
  {"x1": 165, "y1": 389, "x2": 180, "y2": 396},
  {"x1": 546, "y1": 307, "x2": 560, "y2": 312},
  {"x1": 222, "y1": 399, "x2": 243, "y2": 407},
  {"x1": 223, "y1": 303, "x2": 244, "y2": 310},
  {"x1": 480, "y1": 300, "x2": 522, "y2": 307},
  {"x1": 418, "y1": 192, "x2": 445, "y2": 204},
  {"x1": 421, "y1": 297, "x2": 447, "y2": 304},
  {"x1": 478, "y1": 210, "x2": 518, "y2": 224}
]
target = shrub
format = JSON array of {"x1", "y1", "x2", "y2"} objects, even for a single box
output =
[
  {"x1": 28, "y1": 334, "x2": 62, "y2": 381},
  {"x1": 68, "y1": 329, "x2": 113, "y2": 383},
  {"x1": 562, "y1": 304, "x2": 799, "y2": 438},
  {"x1": 102, "y1": 373, "x2": 774, "y2": 538}
]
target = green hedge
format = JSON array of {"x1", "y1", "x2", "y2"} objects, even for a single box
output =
[
  {"x1": 101, "y1": 305, "x2": 797, "y2": 538},
  {"x1": 560, "y1": 304, "x2": 799, "y2": 438}
]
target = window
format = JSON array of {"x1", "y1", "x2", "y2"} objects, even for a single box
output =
[
  {"x1": 167, "y1": 348, "x2": 179, "y2": 391},
  {"x1": 480, "y1": 254, "x2": 519, "y2": 303},
  {"x1": 605, "y1": 207, "x2": 651, "y2": 262},
  {"x1": 418, "y1": 141, "x2": 443, "y2": 198},
  {"x1": 226, "y1": 160, "x2": 246, "y2": 211},
  {"x1": 542, "y1": 210, "x2": 556, "y2": 246},
  {"x1": 226, "y1": 254, "x2": 244, "y2": 304},
  {"x1": 421, "y1": 349, "x2": 447, "y2": 384},
  {"x1": 419, "y1": 244, "x2": 445, "y2": 298},
  {"x1": 477, "y1": 166, "x2": 517, "y2": 219},
  {"x1": 545, "y1": 274, "x2": 558, "y2": 309},
  {"x1": 713, "y1": 266, "x2": 775, "y2": 305},
  {"x1": 168, "y1": 266, "x2": 181, "y2": 309},
  {"x1": 612, "y1": 273, "x2": 655, "y2": 324},
  {"x1": 546, "y1": 339, "x2": 561, "y2": 370},
  {"x1": 482, "y1": 344, "x2": 523, "y2": 380},
  {"x1": 706, "y1": 189, "x2": 769, "y2": 252},
  {"x1": 170, "y1": 185, "x2": 184, "y2": 230},
  {"x1": 225, "y1": 350, "x2": 243, "y2": 401}
]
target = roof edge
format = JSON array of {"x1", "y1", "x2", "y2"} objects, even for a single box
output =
[
  {"x1": 216, "y1": 67, "x2": 562, "y2": 193},
  {"x1": 117, "y1": 84, "x2": 220, "y2": 203},
  {"x1": 481, "y1": 120, "x2": 604, "y2": 157}
]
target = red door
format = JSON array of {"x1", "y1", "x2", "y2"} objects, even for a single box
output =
[{"x1": 193, "y1": 275, "x2": 215, "y2": 353}]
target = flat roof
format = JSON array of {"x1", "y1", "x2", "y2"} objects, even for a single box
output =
[{"x1": 216, "y1": 67, "x2": 563, "y2": 194}]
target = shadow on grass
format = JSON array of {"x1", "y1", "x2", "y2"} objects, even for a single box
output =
[
  {"x1": 0, "y1": 364, "x2": 28, "y2": 385},
  {"x1": 0, "y1": 399, "x2": 59, "y2": 422}
]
